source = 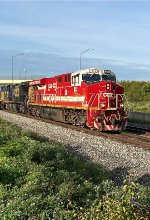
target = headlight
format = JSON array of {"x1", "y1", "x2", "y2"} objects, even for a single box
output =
[
  {"x1": 101, "y1": 103, "x2": 105, "y2": 108},
  {"x1": 106, "y1": 83, "x2": 110, "y2": 90},
  {"x1": 120, "y1": 103, "x2": 124, "y2": 108}
]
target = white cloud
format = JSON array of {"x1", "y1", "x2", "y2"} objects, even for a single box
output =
[{"x1": 0, "y1": 23, "x2": 49, "y2": 38}]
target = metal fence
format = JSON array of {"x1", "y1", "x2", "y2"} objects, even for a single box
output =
[
  {"x1": 0, "y1": 75, "x2": 47, "y2": 80},
  {"x1": 128, "y1": 111, "x2": 150, "y2": 124}
]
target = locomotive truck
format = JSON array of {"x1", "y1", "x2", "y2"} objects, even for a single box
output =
[{"x1": 0, "y1": 68, "x2": 127, "y2": 131}]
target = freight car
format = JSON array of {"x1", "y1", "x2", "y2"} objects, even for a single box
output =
[
  {"x1": 0, "y1": 68, "x2": 127, "y2": 131},
  {"x1": 0, "y1": 82, "x2": 28, "y2": 112}
]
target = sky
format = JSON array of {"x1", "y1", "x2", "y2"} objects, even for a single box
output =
[{"x1": 0, "y1": 0, "x2": 150, "y2": 81}]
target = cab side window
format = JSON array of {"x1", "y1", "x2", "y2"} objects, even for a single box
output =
[
  {"x1": 58, "y1": 77, "x2": 62, "y2": 83},
  {"x1": 72, "y1": 74, "x2": 80, "y2": 85}
]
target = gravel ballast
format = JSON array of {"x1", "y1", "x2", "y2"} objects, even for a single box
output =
[{"x1": 0, "y1": 111, "x2": 150, "y2": 184}]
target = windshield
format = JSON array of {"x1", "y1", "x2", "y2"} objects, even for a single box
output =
[
  {"x1": 82, "y1": 74, "x2": 101, "y2": 83},
  {"x1": 102, "y1": 74, "x2": 116, "y2": 82},
  {"x1": 82, "y1": 73, "x2": 116, "y2": 84}
]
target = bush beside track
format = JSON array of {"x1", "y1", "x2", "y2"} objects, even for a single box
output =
[
  {"x1": 119, "y1": 81, "x2": 150, "y2": 113},
  {"x1": 0, "y1": 118, "x2": 150, "y2": 219}
]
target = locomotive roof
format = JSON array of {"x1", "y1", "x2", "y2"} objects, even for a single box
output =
[
  {"x1": 72, "y1": 68, "x2": 116, "y2": 76},
  {"x1": 28, "y1": 69, "x2": 115, "y2": 86},
  {"x1": 55, "y1": 72, "x2": 72, "y2": 77},
  {"x1": 29, "y1": 78, "x2": 48, "y2": 86},
  {"x1": 29, "y1": 73, "x2": 72, "y2": 86}
]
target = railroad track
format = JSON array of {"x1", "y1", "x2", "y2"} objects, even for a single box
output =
[
  {"x1": 1, "y1": 110, "x2": 150, "y2": 150},
  {"x1": 126, "y1": 124, "x2": 150, "y2": 133},
  {"x1": 82, "y1": 127, "x2": 150, "y2": 151}
]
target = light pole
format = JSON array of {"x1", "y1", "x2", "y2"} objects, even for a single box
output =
[
  {"x1": 80, "y1": 48, "x2": 94, "y2": 70},
  {"x1": 24, "y1": 69, "x2": 28, "y2": 79},
  {"x1": 99, "y1": 59, "x2": 101, "y2": 69},
  {"x1": 12, "y1": 53, "x2": 24, "y2": 84}
]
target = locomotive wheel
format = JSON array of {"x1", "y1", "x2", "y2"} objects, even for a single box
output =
[
  {"x1": 9, "y1": 104, "x2": 13, "y2": 111},
  {"x1": 20, "y1": 104, "x2": 26, "y2": 114},
  {"x1": 22, "y1": 106, "x2": 26, "y2": 114},
  {"x1": 36, "y1": 107, "x2": 41, "y2": 117}
]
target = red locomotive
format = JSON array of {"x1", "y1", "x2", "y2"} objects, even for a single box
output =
[{"x1": 28, "y1": 68, "x2": 127, "y2": 131}]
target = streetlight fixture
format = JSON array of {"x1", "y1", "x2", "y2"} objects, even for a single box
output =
[
  {"x1": 80, "y1": 48, "x2": 94, "y2": 70},
  {"x1": 12, "y1": 53, "x2": 24, "y2": 84}
]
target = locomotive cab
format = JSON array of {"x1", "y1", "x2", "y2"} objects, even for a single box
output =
[{"x1": 71, "y1": 68, "x2": 116, "y2": 86}]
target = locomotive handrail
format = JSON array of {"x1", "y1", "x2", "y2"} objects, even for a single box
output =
[
  {"x1": 123, "y1": 94, "x2": 130, "y2": 117},
  {"x1": 116, "y1": 94, "x2": 130, "y2": 115},
  {"x1": 116, "y1": 94, "x2": 124, "y2": 109}
]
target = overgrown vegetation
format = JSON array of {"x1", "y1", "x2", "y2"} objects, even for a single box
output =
[
  {"x1": 0, "y1": 118, "x2": 149, "y2": 219},
  {"x1": 119, "y1": 81, "x2": 150, "y2": 112}
]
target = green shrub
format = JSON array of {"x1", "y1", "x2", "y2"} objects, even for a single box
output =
[
  {"x1": 119, "y1": 81, "x2": 150, "y2": 112},
  {"x1": 74, "y1": 176, "x2": 150, "y2": 220},
  {"x1": 0, "y1": 157, "x2": 29, "y2": 186}
]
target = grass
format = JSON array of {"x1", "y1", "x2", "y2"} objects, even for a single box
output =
[{"x1": 0, "y1": 118, "x2": 149, "y2": 219}]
